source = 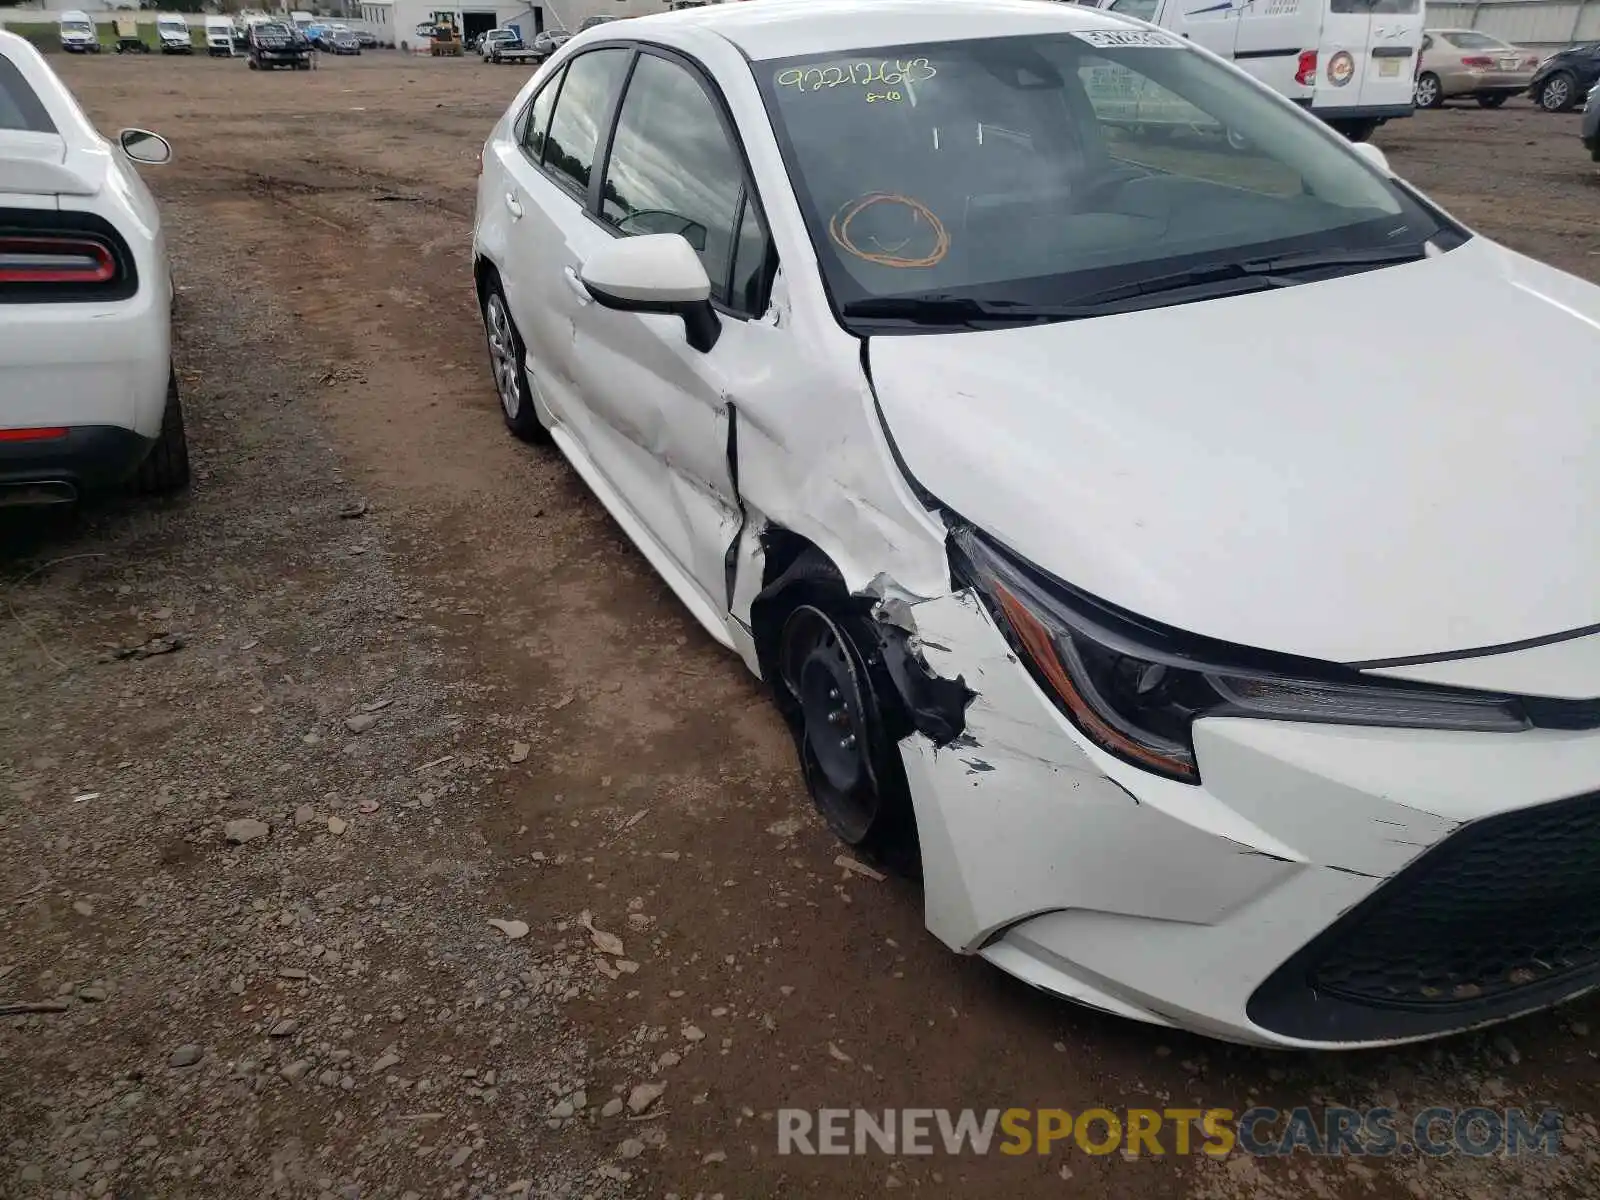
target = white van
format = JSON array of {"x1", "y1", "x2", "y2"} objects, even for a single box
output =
[
  {"x1": 156, "y1": 14, "x2": 193, "y2": 53},
  {"x1": 1090, "y1": 0, "x2": 1422, "y2": 141},
  {"x1": 203, "y1": 14, "x2": 236, "y2": 56},
  {"x1": 57, "y1": 10, "x2": 100, "y2": 54}
]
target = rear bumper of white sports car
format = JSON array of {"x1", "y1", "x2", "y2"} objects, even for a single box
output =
[
  {"x1": 900, "y1": 591, "x2": 1600, "y2": 1049},
  {"x1": 0, "y1": 287, "x2": 169, "y2": 493}
]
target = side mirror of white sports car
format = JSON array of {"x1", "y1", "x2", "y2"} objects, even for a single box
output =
[
  {"x1": 118, "y1": 129, "x2": 173, "y2": 166},
  {"x1": 579, "y1": 233, "x2": 721, "y2": 353},
  {"x1": 1350, "y1": 141, "x2": 1391, "y2": 176}
]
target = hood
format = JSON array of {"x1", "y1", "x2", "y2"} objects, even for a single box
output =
[{"x1": 869, "y1": 238, "x2": 1600, "y2": 665}]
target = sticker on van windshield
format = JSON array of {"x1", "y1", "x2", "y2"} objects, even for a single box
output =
[{"x1": 1072, "y1": 28, "x2": 1185, "y2": 49}]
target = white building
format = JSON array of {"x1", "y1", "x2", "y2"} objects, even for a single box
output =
[{"x1": 358, "y1": 0, "x2": 669, "y2": 49}]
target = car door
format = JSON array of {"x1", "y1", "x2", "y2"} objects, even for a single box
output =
[
  {"x1": 560, "y1": 47, "x2": 778, "y2": 628},
  {"x1": 1157, "y1": 0, "x2": 1242, "y2": 63},
  {"x1": 492, "y1": 46, "x2": 632, "y2": 435}
]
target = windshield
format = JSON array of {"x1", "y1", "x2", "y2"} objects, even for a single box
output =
[
  {"x1": 757, "y1": 31, "x2": 1451, "y2": 328},
  {"x1": 158, "y1": 18, "x2": 186, "y2": 32},
  {"x1": 62, "y1": 20, "x2": 92, "y2": 33}
]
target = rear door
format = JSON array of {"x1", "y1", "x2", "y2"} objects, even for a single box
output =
[
  {"x1": 1316, "y1": 0, "x2": 1420, "y2": 112},
  {"x1": 1156, "y1": 0, "x2": 1243, "y2": 63},
  {"x1": 1360, "y1": 0, "x2": 1422, "y2": 108},
  {"x1": 491, "y1": 46, "x2": 632, "y2": 432},
  {"x1": 1313, "y1": 0, "x2": 1373, "y2": 112}
]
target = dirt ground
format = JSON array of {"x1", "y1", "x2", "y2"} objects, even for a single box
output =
[{"x1": 4, "y1": 51, "x2": 1600, "y2": 1200}]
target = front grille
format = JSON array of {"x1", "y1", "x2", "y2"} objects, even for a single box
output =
[{"x1": 1249, "y1": 789, "x2": 1600, "y2": 1043}]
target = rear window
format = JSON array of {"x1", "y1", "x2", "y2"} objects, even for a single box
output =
[
  {"x1": 1441, "y1": 31, "x2": 1507, "y2": 50},
  {"x1": 0, "y1": 54, "x2": 55, "y2": 134}
]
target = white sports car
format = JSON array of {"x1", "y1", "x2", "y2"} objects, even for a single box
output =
[
  {"x1": 473, "y1": 0, "x2": 1600, "y2": 1048},
  {"x1": 1, "y1": 30, "x2": 188, "y2": 505}
]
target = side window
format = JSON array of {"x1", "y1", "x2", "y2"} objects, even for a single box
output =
[
  {"x1": 1420, "y1": 35, "x2": 1432, "y2": 52},
  {"x1": 518, "y1": 66, "x2": 563, "y2": 161},
  {"x1": 599, "y1": 52, "x2": 748, "y2": 308},
  {"x1": 1108, "y1": 0, "x2": 1159, "y2": 21},
  {"x1": 729, "y1": 197, "x2": 773, "y2": 316},
  {"x1": 542, "y1": 48, "x2": 630, "y2": 198},
  {"x1": 0, "y1": 54, "x2": 55, "y2": 133}
]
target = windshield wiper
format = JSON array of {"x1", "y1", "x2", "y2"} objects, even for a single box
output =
[
  {"x1": 843, "y1": 272, "x2": 1295, "y2": 326},
  {"x1": 841, "y1": 245, "x2": 1430, "y2": 328},
  {"x1": 840, "y1": 295, "x2": 1103, "y2": 326},
  {"x1": 1068, "y1": 244, "x2": 1427, "y2": 307},
  {"x1": 1240, "y1": 245, "x2": 1429, "y2": 274}
]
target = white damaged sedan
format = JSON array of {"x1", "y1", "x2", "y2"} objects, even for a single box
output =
[{"x1": 473, "y1": 0, "x2": 1600, "y2": 1047}]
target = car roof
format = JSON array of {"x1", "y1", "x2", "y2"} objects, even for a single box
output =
[{"x1": 623, "y1": 0, "x2": 1137, "y2": 62}]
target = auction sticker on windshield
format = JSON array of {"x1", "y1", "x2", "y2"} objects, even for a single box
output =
[{"x1": 1071, "y1": 28, "x2": 1184, "y2": 49}]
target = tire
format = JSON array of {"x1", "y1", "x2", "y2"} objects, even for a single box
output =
[
  {"x1": 760, "y1": 551, "x2": 921, "y2": 876},
  {"x1": 1477, "y1": 93, "x2": 1508, "y2": 108},
  {"x1": 1539, "y1": 71, "x2": 1576, "y2": 112},
  {"x1": 480, "y1": 276, "x2": 548, "y2": 443},
  {"x1": 247, "y1": 56, "x2": 258, "y2": 69},
  {"x1": 133, "y1": 369, "x2": 191, "y2": 496},
  {"x1": 1331, "y1": 118, "x2": 1379, "y2": 143},
  {"x1": 1415, "y1": 72, "x2": 1443, "y2": 109}
]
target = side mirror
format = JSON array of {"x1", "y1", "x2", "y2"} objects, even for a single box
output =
[
  {"x1": 579, "y1": 233, "x2": 721, "y2": 353},
  {"x1": 1350, "y1": 141, "x2": 1391, "y2": 175},
  {"x1": 119, "y1": 129, "x2": 172, "y2": 165}
]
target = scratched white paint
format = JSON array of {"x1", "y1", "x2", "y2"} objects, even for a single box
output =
[{"x1": 904, "y1": 590, "x2": 1600, "y2": 1047}]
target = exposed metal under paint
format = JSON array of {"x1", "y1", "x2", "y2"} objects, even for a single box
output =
[{"x1": 868, "y1": 617, "x2": 973, "y2": 748}]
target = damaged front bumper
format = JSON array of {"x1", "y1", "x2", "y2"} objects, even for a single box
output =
[{"x1": 897, "y1": 589, "x2": 1600, "y2": 1048}]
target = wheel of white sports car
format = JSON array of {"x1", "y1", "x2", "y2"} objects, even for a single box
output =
[
  {"x1": 133, "y1": 368, "x2": 191, "y2": 496},
  {"x1": 1414, "y1": 72, "x2": 1442, "y2": 109},
  {"x1": 480, "y1": 276, "x2": 548, "y2": 443}
]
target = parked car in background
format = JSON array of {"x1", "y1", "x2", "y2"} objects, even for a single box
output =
[
  {"x1": 245, "y1": 20, "x2": 312, "y2": 70},
  {"x1": 354, "y1": 28, "x2": 378, "y2": 48},
  {"x1": 203, "y1": 14, "x2": 236, "y2": 55},
  {"x1": 57, "y1": 10, "x2": 100, "y2": 53},
  {"x1": 480, "y1": 28, "x2": 522, "y2": 60},
  {"x1": 156, "y1": 13, "x2": 194, "y2": 53},
  {"x1": 328, "y1": 29, "x2": 362, "y2": 55},
  {"x1": 530, "y1": 28, "x2": 571, "y2": 59},
  {"x1": 1583, "y1": 79, "x2": 1600, "y2": 159},
  {"x1": 0, "y1": 31, "x2": 189, "y2": 504},
  {"x1": 1415, "y1": 29, "x2": 1537, "y2": 108},
  {"x1": 1530, "y1": 41, "x2": 1600, "y2": 111}
]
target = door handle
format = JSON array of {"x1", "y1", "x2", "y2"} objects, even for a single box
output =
[
  {"x1": 504, "y1": 192, "x2": 523, "y2": 220},
  {"x1": 562, "y1": 266, "x2": 591, "y2": 305}
]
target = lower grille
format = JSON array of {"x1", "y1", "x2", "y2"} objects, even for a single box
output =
[{"x1": 1249, "y1": 789, "x2": 1600, "y2": 1043}]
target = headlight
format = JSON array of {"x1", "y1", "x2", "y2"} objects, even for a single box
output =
[{"x1": 952, "y1": 529, "x2": 1527, "y2": 784}]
